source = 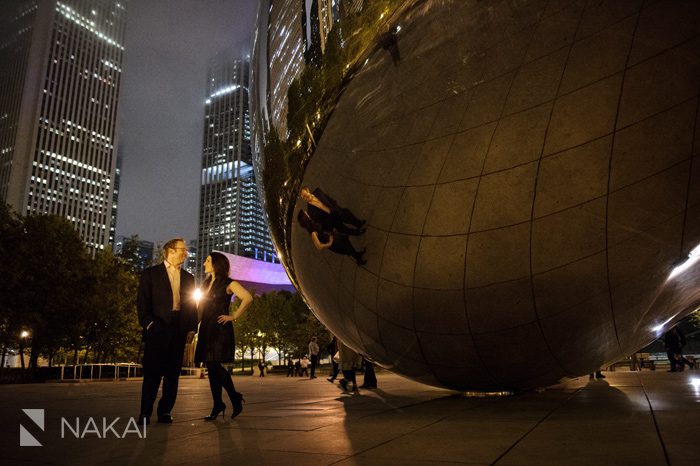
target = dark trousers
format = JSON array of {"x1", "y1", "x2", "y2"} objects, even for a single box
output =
[
  {"x1": 140, "y1": 314, "x2": 186, "y2": 417},
  {"x1": 342, "y1": 369, "x2": 357, "y2": 388},
  {"x1": 362, "y1": 360, "x2": 377, "y2": 387},
  {"x1": 206, "y1": 361, "x2": 236, "y2": 406},
  {"x1": 310, "y1": 355, "x2": 318, "y2": 378},
  {"x1": 329, "y1": 359, "x2": 339, "y2": 380}
]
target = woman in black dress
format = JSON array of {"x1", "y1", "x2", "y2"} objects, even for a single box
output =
[{"x1": 195, "y1": 252, "x2": 253, "y2": 420}]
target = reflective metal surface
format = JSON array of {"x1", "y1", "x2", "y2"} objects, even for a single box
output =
[{"x1": 254, "y1": 0, "x2": 700, "y2": 391}]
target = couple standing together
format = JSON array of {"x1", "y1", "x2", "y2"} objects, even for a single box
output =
[{"x1": 137, "y1": 238, "x2": 253, "y2": 424}]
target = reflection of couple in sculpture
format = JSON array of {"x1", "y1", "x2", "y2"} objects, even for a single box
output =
[
  {"x1": 137, "y1": 238, "x2": 253, "y2": 424},
  {"x1": 297, "y1": 186, "x2": 367, "y2": 265}
]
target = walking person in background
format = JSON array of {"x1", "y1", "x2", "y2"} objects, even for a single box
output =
[
  {"x1": 195, "y1": 252, "x2": 253, "y2": 420},
  {"x1": 665, "y1": 326, "x2": 691, "y2": 372},
  {"x1": 359, "y1": 358, "x2": 377, "y2": 389},
  {"x1": 309, "y1": 336, "x2": 320, "y2": 379},
  {"x1": 137, "y1": 238, "x2": 198, "y2": 425},
  {"x1": 327, "y1": 336, "x2": 340, "y2": 383},
  {"x1": 337, "y1": 340, "x2": 363, "y2": 394},
  {"x1": 286, "y1": 358, "x2": 294, "y2": 377},
  {"x1": 258, "y1": 360, "x2": 266, "y2": 377},
  {"x1": 300, "y1": 356, "x2": 310, "y2": 377}
]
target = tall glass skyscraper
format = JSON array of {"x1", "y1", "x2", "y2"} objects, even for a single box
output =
[
  {"x1": 0, "y1": 0, "x2": 126, "y2": 252},
  {"x1": 197, "y1": 52, "x2": 276, "y2": 274}
]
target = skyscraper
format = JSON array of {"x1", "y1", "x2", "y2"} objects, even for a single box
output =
[
  {"x1": 0, "y1": 0, "x2": 127, "y2": 252},
  {"x1": 266, "y1": 0, "x2": 306, "y2": 138},
  {"x1": 197, "y1": 52, "x2": 276, "y2": 275}
]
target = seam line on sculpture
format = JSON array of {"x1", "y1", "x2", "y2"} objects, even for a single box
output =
[
  {"x1": 331, "y1": 93, "x2": 698, "y2": 192},
  {"x1": 352, "y1": 152, "x2": 694, "y2": 239},
  {"x1": 602, "y1": 3, "x2": 645, "y2": 356},
  {"x1": 381, "y1": 6, "x2": 644, "y2": 131},
  {"x1": 677, "y1": 93, "x2": 700, "y2": 258},
  {"x1": 525, "y1": 0, "x2": 588, "y2": 377},
  {"x1": 459, "y1": 0, "x2": 548, "y2": 386},
  {"x1": 409, "y1": 67, "x2": 457, "y2": 386}
]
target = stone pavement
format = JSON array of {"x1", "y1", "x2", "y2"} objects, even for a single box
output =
[{"x1": 1, "y1": 370, "x2": 699, "y2": 465}]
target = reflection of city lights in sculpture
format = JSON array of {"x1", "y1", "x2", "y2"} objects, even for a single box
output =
[
  {"x1": 668, "y1": 244, "x2": 700, "y2": 280},
  {"x1": 254, "y1": 0, "x2": 700, "y2": 392}
]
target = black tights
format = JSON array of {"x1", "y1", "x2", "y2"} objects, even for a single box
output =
[{"x1": 206, "y1": 361, "x2": 237, "y2": 406}]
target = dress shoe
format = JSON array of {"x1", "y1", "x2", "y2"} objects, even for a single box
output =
[
  {"x1": 157, "y1": 414, "x2": 173, "y2": 423},
  {"x1": 204, "y1": 403, "x2": 226, "y2": 421},
  {"x1": 339, "y1": 379, "x2": 349, "y2": 392},
  {"x1": 231, "y1": 392, "x2": 244, "y2": 418},
  {"x1": 327, "y1": 377, "x2": 335, "y2": 383},
  {"x1": 138, "y1": 414, "x2": 150, "y2": 425}
]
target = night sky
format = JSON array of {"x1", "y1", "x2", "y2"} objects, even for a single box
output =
[{"x1": 115, "y1": 0, "x2": 257, "y2": 245}]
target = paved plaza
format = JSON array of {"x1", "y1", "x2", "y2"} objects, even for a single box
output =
[{"x1": 1, "y1": 370, "x2": 699, "y2": 465}]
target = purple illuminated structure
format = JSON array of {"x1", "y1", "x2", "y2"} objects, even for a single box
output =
[{"x1": 216, "y1": 251, "x2": 294, "y2": 294}]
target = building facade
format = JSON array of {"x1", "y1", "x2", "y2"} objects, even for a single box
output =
[
  {"x1": 197, "y1": 53, "x2": 276, "y2": 275},
  {"x1": 0, "y1": 0, "x2": 127, "y2": 252},
  {"x1": 266, "y1": 0, "x2": 306, "y2": 138}
]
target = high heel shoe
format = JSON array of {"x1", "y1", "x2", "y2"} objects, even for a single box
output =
[
  {"x1": 231, "y1": 392, "x2": 244, "y2": 418},
  {"x1": 204, "y1": 403, "x2": 226, "y2": 421}
]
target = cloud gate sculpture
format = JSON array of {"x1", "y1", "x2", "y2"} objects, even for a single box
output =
[{"x1": 253, "y1": 0, "x2": 700, "y2": 391}]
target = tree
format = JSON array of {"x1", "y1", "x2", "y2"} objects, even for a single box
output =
[
  {"x1": 117, "y1": 234, "x2": 144, "y2": 271},
  {"x1": 19, "y1": 214, "x2": 92, "y2": 369},
  {"x1": 0, "y1": 203, "x2": 23, "y2": 373},
  {"x1": 82, "y1": 250, "x2": 141, "y2": 363}
]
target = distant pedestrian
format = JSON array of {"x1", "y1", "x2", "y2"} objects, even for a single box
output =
[
  {"x1": 294, "y1": 359, "x2": 301, "y2": 377},
  {"x1": 309, "y1": 337, "x2": 320, "y2": 379},
  {"x1": 379, "y1": 26, "x2": 401, "y2": 65},
  {"x1": 300, "y1": 356, "x2": 310, "y2": 377},
  {"x1": 359, "y1": 358, "x2": 377, "y2": 389},
  {"x1": 286, "y1": 359, "x2": 294, "y2": 377},
  {"x1": 258, "y1": 360, "x2": 265, "y2": 377},
  {"x1": 327, "y1": 336, "x2": 339, "y2": 383},
  {"x1": 665, "y1": 327, "x2": 692, "y2": 371},
  {"x1": 337, "y1": 340, "x2": 362, "y2": 394}
]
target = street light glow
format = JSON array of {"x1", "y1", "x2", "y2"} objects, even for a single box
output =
[{"x1": 21, "y1": 331, "x2": 29, "y2": 338}]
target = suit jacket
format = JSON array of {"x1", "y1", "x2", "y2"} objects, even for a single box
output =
[
  {"x1": 312, "y1": 188, "x2": 339, "y2": 212},
  {"x1": 137, "y1": 263, "x2": 197, "y2": 334}
]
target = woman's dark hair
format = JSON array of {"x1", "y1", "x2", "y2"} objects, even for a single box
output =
[
  {"x1": 204, "y1": 251, "x2": 230, "y2": 287},
  {"x1": 297, "y1": 210, "x2": 320, "y2": 234}
]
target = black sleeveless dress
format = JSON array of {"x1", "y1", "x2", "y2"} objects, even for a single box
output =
[{"x1": 195, "y1": 277, "x2": 235, "y2": 364}]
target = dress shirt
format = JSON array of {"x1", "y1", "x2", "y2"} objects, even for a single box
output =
[{"x1": 164, "y1": 259, "x2": 181, "y2": 311}]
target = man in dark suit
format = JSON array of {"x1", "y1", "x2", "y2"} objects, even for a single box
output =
[{"x1": 137, "y1": 238, "x2": 197, "y2": 424}]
